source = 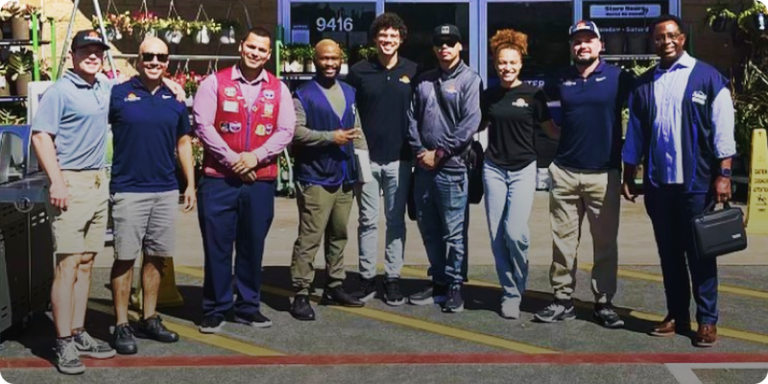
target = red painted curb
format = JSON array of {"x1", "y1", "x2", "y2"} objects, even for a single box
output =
[{"x1": 3, "y1": 352, "x2": 768, "y2": 369}]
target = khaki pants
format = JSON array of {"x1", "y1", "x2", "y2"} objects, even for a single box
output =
[
  {"x1": 548, "y1": 163, "x2": 620, "y2": 303},
  {"x1": 291, "y1": 182, "x2": 354, "y2": 296}
]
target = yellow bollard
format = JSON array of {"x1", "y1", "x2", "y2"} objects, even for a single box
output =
[
  {"x1": 130, "y1": 258, "x2": 185, "y2": 311},
  {"x1": 746, "y1": 128, "x2": 768, "y2": 235}
]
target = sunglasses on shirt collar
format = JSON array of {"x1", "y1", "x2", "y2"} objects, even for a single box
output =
[{"x1": 141, "y1": 52, "x2": 170, "y2": 62}]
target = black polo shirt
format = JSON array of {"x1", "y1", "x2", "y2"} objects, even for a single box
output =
[
  {"x1": 546, "y1": 60, "x2": 634, "y2": 170},
  {"x1": 346, "y1": 56, "x2": 418, "y2": 162}
]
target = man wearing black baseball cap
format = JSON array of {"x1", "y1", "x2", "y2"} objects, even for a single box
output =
[
  {"x1": 535, "y1": 20, "x2": 634, "y2": 328},
  {"x1": 71, "y1": 29, "x2": 111, "y2": 51},
  {"x1": 407, "y1": 23, "x2": 482, "y2": 313}
]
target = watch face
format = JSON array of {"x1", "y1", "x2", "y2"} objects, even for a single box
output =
[{"x1": 721, "y1": 168, "x2": 732, "y2": 177}]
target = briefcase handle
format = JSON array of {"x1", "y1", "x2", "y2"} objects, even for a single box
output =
[{"x1": 703, "y1": 201, "x2": 732, "y2": 213}]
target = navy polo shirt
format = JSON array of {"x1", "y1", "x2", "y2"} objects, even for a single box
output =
[
  {"x1": 109, "y1": 77, "x2": 191, "y2": 193},
  {"x1": 547, "y1": 61, "x2": 634, "y2": 170}
]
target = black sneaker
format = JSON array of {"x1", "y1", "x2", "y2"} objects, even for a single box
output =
[
  {"x1": 199, "y1": 314, "x2": 226, "y2": 334},
  {"x1": 321, "y1": 286, "x2": 364, "y2": 307},
  {"x1": 136, "y1": 315, "x2": 180, "y2": 342},
  {"x1": 351, "y1": 277, "x2": 377, "y2": 302},
  {"x1": 383, "y1": 278, "x2": 406, "y2": 306},
  {"x1": 72, "y1": 330, "x2": 116, "y2": 359},
  {"x1": 235, "y1": 311, "x2": 273, "y2": 328},
  {"x1": 593, "y1": 303, "x2": 624, "y2": 329},
  {"x1": 55, "y1": 338, "x2": 85, "y2": 375},
  {"x1": 290, "y1": 295, "x2": 316, "y2": 321},
  {"x1": 408, "y1": 283, "x2": 448, "y2": 306},
  {"x1": 111, "y1": 323, "x2": 137, "y2": 355},
  {"x1": 534, "y1": 299, "x2": 576, "y2": 323},
  {"x1": 441, "y1": 284, "x2": 464, "y2": 313}
]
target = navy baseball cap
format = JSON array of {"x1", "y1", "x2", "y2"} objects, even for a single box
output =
[
  {"x1": 71, "y1": 29, "x2": 110, "y2": 51},
  {"x1": 569, "y1": 20, "x2": 601, "y2": 39}
]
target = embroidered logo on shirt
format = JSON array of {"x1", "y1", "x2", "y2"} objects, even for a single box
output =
[
  {"x1": 262, "y1": 103, "x2": 274, "y2": 118},
  {"x1": 264, "y1": 90, "x2": 275, "y2": 100},
  {"x1": 596, "y1": 76, "x2": 607, "y2": 82},
  {"x1": 692, "y1": 90, "x2": 707, "y2": 105},
  {"x1": 399, "y1": 75, "x2": 410, "y2": 84},
  {"x1": 224, "y1": 87, "x2": 237, "y2": 98},
  {"x1": 162, "y1": 95, "x2": 172, "y2": 99},
  {"x1": 511, "y1": 98, "x2": 529, "y2": 108},
  {"x1": 124, "y1": 93, "x2": 140, "y2": 102},
  {"x1": 219, "y1": 122, "x2": 242, "y2": 133},
  {"x1": 563, "y1": 80, "x2": 577, "y2": 87},
  {"x1": 255, "y1": 124, "x2": 267, "y2": 136},
  {"x1": 265, "y1": 124, "x2": 274, "y2": 135},
  {"x1": 444, "y1": 85, "x2": 458, "y2": 94}
]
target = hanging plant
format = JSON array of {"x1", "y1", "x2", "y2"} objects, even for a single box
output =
[
  {"x1": 131, "y1": 11, "x2": 160, "y2": 41},
  {"x1": 705, "y1": 4, "x2": 737, "y2": 33},
  {"x1": 158, "y1": 17, "x2": 186, "y2": 45},
  {"x1": 219, "y1": 20, "x2": 240, "y2": 45}
]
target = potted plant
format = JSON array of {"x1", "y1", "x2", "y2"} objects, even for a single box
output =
[
  {"x1": 131, "y1": 11, "x2": 160, "y2": 42},
  {"x1": 8, "y1": 49, "x2": 33, "y2": 96},
  {"x1": 159, "y1": 17, "x2": 186, "y2": 45},
  {"x1": 190, "y1": 20, "x2": 220, "y2": 45},
  {"x1": 287, "y1": 44, "x2": 307, "y2": 73},
  {"x1": 0, "y1": 62, "x2": 9, "y2": 97},
  {"x1": 303, "y1": 45, "x2": 316, "y2": 73},
  {"x1": 706, "y1": 3, "x2": 737, "y2": 33},
  {"x1": 0, "y1": 5, "x2": 15, "y2": 39},
  {"x1": 219, "y1": 20, "x2": 240, "y2": 44},
  {"x1": 340, "y1": 46, "x2": 349, "y2": 75},
  {"x1": 6, "y1": 3, "x2": 39, "y2": 41},
  {"x1": 280, "y1": 44, "x2": 292, "y2": 73}
]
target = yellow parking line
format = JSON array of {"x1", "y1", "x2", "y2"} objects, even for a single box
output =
[
  {"x1": 398, "y1": 266, "x2": 768, "y2": 347},
  {"x1": 580, "y1": 263, "x2": 768, "y2": 300},
  {"x1": 87, "y1": 301, "x2": 284, "y2": 357},
  {"x1": 175, "y1": 266, "x2": 558, "y2": 355}
]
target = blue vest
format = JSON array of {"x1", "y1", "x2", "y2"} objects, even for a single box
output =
[
  {"x1": 631, "y1": 61, "x2": 728, "y2": 193},
  {"x1": 294, "y1": 80, "x2": 358, "y2": 186}
]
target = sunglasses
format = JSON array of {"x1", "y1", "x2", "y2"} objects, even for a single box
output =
[
  {"x1": 433, "y1": 38, "x2": 459, "y2": 48},
  {"x1": 141, "y1": 53, "x2": 169, "y2": 62}
]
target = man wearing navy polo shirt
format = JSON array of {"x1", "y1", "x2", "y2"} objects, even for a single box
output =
[
  {"x1": 535, "y1": 21, "x2": 633, "y2": 328},
  {"x1": 108, "y1": 37, "x2": 195, "y2": 355}
]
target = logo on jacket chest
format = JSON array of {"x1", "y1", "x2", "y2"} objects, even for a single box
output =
[
  {"x1": 219, "y1": 121, "x2": 242, "y2": 133},
  {"x1": 262, "y1": 103, "x2": 274, "y2": 118},
  {"x1": 511, "y1": 98, "x2": 529, "y2": 108},
  {"x1": 224, "y1": 87, "x2": 237, "y2": 98},
  {"x1": 263, "y1": 90, "x2": 275, "y2": 100},
  {"x1": 692, "y1": 90, "x2": 707, "y2": 105},
  {"x1": 255, "y1": 124, "x2": 274, "y2": 136}
]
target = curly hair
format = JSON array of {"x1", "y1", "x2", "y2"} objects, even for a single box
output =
[
  {"x1": 489, "y1": 29, "x2": 528, "y2": 57},
  {"x1": 369, "y1": 12, "x2": 408, "y2": 41}
]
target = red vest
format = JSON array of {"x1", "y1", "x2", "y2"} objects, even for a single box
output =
[{"x1": 202, "y1": 66, "x2": 281, "y2": 180}]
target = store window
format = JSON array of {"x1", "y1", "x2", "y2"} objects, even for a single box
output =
[
  {"x1": 385, "y1": 3, "x2": 470, "y2": 73},
  {"x1": 289, "y1": 2, "x2": 377, "y2": 48},
  {"x1": 485, "y1": 1, "x2": 571, "y2": 89}
]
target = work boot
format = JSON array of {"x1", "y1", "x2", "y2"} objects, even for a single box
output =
[
  {"x1": 136, "y1": 315, "x2": 179, "y2": 343},
  {"x1": 290, "y1": 295, "x2": 316, "y2": 321},
  {"x1": 321, "y1": 285, "x2": 364, "y2": 307},
  {"x1": 111, "y1": 323, "x2": 137, "y2": 355}
]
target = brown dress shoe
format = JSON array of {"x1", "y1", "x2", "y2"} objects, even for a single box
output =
[
  {"x1": 694, "y1": 324, "x2": 717, "y2": 347},
  {"x1": 649, "y1": 318, "x2": 691, "y2": 337}
]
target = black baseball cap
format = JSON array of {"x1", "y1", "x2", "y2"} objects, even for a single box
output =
[
  {"x1": 71, "y1": 29, "x2": 110, "y2": 51},
  {"x1": 432, "y1": 24, "x2": 462, "y2": 45}
]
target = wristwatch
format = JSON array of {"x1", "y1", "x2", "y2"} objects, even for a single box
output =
[{"x1": 719, "y1": 168, "x2": 732, "y2": 178}]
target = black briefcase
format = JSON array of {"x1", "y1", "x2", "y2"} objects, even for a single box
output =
[{"x1": 691, "y1": 201, "x2": 747, "y2": 259}]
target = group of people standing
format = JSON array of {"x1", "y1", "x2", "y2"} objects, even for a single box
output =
[{"x1": 30, "y1": 11, "x2": 735, "y2": 376}]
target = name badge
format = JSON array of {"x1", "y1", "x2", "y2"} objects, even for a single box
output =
[{"x1": 223, "y1": 101, "x2": 239, "y2": 113}]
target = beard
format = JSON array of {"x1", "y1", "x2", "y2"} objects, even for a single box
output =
[{"x1": 573, "y1": 55, "x2": 598, "y2": 66}]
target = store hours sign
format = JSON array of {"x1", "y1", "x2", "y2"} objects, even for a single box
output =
[{"x1": 590, "y1": 4, "x2": 661, "y2": 18}]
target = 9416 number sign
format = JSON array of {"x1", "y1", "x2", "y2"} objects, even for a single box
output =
[{"x1": 316, "y1": 16, "x2": 353, "y2": 32}]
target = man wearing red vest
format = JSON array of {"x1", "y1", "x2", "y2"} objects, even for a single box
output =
[{"x1": 193, "y1": 27, "x2": 296, "y2": 333}]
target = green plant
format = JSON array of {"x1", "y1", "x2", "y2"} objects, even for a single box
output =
[
  {"x1": 357, "y1": 45, "x2": 377, "y2": 60},
  {"x1": 157, "y1": 17, "x2": 187, "y2": 32},
  {"x1": 732, "y1": 61, "x2": 768, "y2": 159},
  {"x1": 8, "y1": 50, "x2": 33, "y2": 80},
  {"x1": 0, "y1": 109, "x2": 24, "y2": 125},
  {"x1": 705, "y1": 3, "x2": 737, "y2": 27}
]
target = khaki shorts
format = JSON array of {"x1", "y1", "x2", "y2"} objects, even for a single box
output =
[
  {"x1": 112, "y1": 191, "x2": 178, "y2": 261},
  {"x1": 53, "y1": 169, "x2": 109, "y2": 255}
]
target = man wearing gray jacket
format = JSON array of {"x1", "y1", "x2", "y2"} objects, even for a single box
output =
[{"x1": 407, "y1": 24, "x2": 482, "y2": 313}]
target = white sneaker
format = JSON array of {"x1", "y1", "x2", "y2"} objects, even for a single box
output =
[{"x1": 500, "y1": 299, "x2": 521, "y2": 319}]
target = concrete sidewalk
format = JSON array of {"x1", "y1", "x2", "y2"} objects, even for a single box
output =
[{"x1": 93, "y1": 192, "x2": 768, "y2": 268}]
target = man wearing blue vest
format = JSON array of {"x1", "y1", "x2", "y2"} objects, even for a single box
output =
[
  {"x1": 108, "y1": 37, "x2": 195, "y2": 355},
  {"x1": 535, "y1": 21, "x2": 633, "y2": 328},
  {"x1": 289, "y1": 39, "x2": 367, "y2": 321},
  {"x1": 623, "y1": 15, "x2": 735, "y2": 347}
]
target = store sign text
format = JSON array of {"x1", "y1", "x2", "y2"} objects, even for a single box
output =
[
  {"x1": 316, "y1": 17, "x2": 354, "y2": 32},
  {"x1": 590, "y1": 4, "x2": 661, "y2": 18}
]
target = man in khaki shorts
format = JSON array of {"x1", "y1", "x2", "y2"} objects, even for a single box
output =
[
  {"x1": 31, "y1": 29, "x2": 119, "y2": 375},
  {"x1": 107, "y1": 37, "x2": 196, "y2": 355}
]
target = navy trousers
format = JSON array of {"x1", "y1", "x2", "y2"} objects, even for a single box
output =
[
  {"x1": 644, "y1": 184, "x2": 718, "y2": 325},
  {"x1": 198, "y1": 177, "x2": 275, "y2": 318}
]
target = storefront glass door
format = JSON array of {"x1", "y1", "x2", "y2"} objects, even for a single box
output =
[
  {"x1": 480, "y1": 0, "x2": 572, "y2": 89},
  {"x1": 385, "y1": 0, "x2": 478, "y2": 73}
]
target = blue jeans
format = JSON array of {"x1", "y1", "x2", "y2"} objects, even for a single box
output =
[
  {"x1": 413, "y1": 167, "x2": 468, "y2": 285},
  {"x1": 482, "y1": 160, "x2": 537, "y2": 303},
  {"x1": 355, "y1": 160, "x2": 412, "y2": 279},
  {"x1": 645, "y1": 184, "x2": 718, "y2": 325}
]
